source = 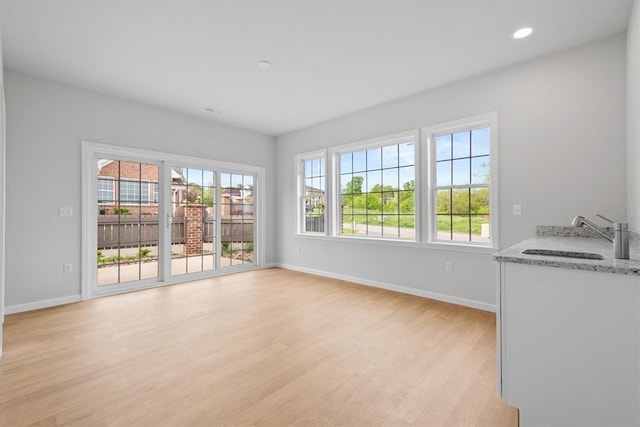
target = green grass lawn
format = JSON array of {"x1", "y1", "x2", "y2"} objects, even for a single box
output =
[
  {"x1": 343, "y1": 208, "x2": 414, "y2": 228},
  {"x1": 437, "y1": 215, "x2": 487, "y2": 235},
  {"x1": 342, "y1": 208, "x2": 488, "y2": 235}
]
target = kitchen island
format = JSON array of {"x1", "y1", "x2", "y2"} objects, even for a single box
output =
[{"x1": 494, "y1": 227, "x2": 640, "y2": 426}]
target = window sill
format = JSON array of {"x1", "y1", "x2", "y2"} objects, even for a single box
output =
[{"x1": 295, "y1": 233, "x2": 498, "y2": 254}]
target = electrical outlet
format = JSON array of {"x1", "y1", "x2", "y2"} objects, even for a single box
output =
[
  {"x1": 63, "y1": 263, "x2": 73, "y2": 273},
  {"x1": 297, "y1": 244, "x2": 302, "y2": 253},
  {"x1": 445, "y1": 262, "x2": 454, "y2": 273},
  {"x1": 512, "y1": 204, "x2": 522, "y2": 216}
]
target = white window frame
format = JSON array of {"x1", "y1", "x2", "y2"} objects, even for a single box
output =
[
  {"x1": 97, "y1": 177, "x2": 115, "y2": 204},
  {"x1": 329, "y1": 130, "x2": 420, "y2": 241},
  {"x1": 119, "y1": 178, "x2": 152, "y2": 205},
  {"x1": 423, "y1": 112, "x2": 499, "y2": 248},
  {"x1": 293, "y1": 114, "x2": 497, "y2": 254},
  {"x1": 82, "y1": 141, "x2": 266, "y2": 300},
  {"x1": 295, "y1": 150, "x2": 327, "y2": 235}
]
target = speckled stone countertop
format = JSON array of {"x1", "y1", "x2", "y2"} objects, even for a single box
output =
[{"x1": 493, "y1": 226, "x2": 640, "y2": 276}]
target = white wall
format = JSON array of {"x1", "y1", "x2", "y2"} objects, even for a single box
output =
[
  {"x1": 629, "y1": 0, "x2": 640, "y2": 231},
  {"x1": 0, "y1": 16, "x2": 6, "y2": 355},
  {"x1": 276, "y1": 35, "x2": 628, "y2": 309},
  {"x1": 629, "y1": 4, "x2": 640, "y2": 423},
  {"x1": 3, "y1": 70, "x2": 276, "y2": 310}
]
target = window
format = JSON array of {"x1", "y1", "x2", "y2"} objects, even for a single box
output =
[
  {"x1": 427, "y1": 113, "x2": 496, "y2": 246},
  {"x1": 295, "y1": 114, "x2": 496, "y2": 248},
  {"x1": 120, "y1": 179, "x2": 150, "y2": 204},
  {"x1": 298, "y1": 153, "x2": 326, "y2": 233},
  {"x1": 97, "y1": 178, "x2": 114, "y2": 203},
  {"x1": 337, "y1": 132, "x2": 416, "y2": 240}
]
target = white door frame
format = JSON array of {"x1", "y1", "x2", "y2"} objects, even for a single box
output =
[{"x1": 81, "y1": 141, "x2": 266, "y2": 300}]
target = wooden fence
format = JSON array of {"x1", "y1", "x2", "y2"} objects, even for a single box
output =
[
  {"x1": 305, "y1": 215, "x2": 324, "y2": 233},
  {"x1": 97, "y1": 215, "x2": 253, "y2": 250}
]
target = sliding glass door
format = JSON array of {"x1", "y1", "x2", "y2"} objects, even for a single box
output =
[
  {"x1": 84, "y1": 143, "x2": 263, "y2": 299},
  {"x1": 219, "y1": 172, "x2": 255, "y2": 268},
  {"x1": 170, "y1": 166, "x2": 217, "y2": 276},
  {"x1": 97, "y1": 159, "x2": 160, "y2": 286}
]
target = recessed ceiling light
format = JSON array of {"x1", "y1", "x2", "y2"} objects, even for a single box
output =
[
  {"x1": 204, "y1": 106, "x2": 223, "y2": 114},
  {"x1": 257, "y1": 60, "x2": 272, "y2": 70},
  {"x1": 512, "y1": 27, "x2": 534, "y2": 39}
]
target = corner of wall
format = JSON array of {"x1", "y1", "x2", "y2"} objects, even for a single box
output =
[
  {"x1": 0, "y1": 13, "x2": 6, "y2": 357},
  {"x1": 629, "y1": 0, "x2": 640, "y2": 232}
]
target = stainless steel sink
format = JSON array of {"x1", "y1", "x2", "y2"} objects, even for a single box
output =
[{"x1": 521, "y1": 249, "x2": 605, "y2": 260}]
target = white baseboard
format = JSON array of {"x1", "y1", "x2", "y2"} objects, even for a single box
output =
[
  {"x1": 5, "y1": 295, "x2": 82, "y2": 315},
  {"x1": 6, "y1": 264, "x2": 278, "y2": 315},
  {"x1": 277, "y1": 263, "x2": 496, "y2": 313},
  {"x1": 3, "y1": 265, "x2": 494, "y2": 314}
]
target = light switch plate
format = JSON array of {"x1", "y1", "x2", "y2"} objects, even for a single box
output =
[
  {"x1": 59, "y1": 207, "x2": 73, "y2": 217},
  {"x1": 445, "y1": 262, "x2": 454, "y2": 273}
]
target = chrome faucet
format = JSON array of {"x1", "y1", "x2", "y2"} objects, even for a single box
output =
[{"x1": 571, "y1": 214, "x2": 629, "y2": 260}]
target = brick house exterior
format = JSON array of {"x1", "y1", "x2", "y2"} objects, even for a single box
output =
[
  {"x1": 96, "y1": 161, "x2": 255, "y2": 253},
  {"x1": 98, "y1": 160, "x2": 255, "y2": 218},
  {"x1": 98, "y1": 160, "x2": 160, "y2": 216},
  {"x1": 220, "y1": 187, "x2": 254, "y2": 216}
]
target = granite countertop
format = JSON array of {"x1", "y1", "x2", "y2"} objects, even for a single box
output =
[{"x1": 493, "y1": 226, "x2": 640, "y2": 276}]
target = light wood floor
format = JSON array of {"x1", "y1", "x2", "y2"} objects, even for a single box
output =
[{"x1": 0, "y1": 268, "x2": 517, "y2": 427}]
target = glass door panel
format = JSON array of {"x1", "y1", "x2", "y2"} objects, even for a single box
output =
[
  {"x1": 97, "y1": 159, "x2": 159, "y2": 286},
  {"x1": 170, "y1": 166, "x2": 216, "y2": 276},
  {"x1": 220, "y1": 172, "x2": 255, "y2": 267}
]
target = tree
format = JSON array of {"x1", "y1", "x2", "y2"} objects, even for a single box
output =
[
  {"x1": 353, "y1": 194, "x2": 367, "y2": 209},
  {"x1": 399, "y1": 181, "x2": 415, "y2": 213},
  {"x1": 185, "y1": 182, "x2": 203, "y2": 203},
  {"x1": 400, "y1": 192, "x2": 414, "y2": 213},
  {"x1": 472, "y1": 162, "x2": 490, "y2": 184},
  {"x1": 470, "y1": 188, "x2": 489, "y2": 214},
  {"x1": 345, "y1": 176, "x2": 363, "y2": 195},
  {"x1": 202, "y1": 187, "x2": 214, "y2": 207},
  {"x1": 343, "y1": 176, "x2": 364, "y2": 208},
  {"x1": 437, "y1": 191, "x2": 451, "y2": 214},
  {"x1": 452, "y1": 189, "x2": 470, "y2": 214},
  {"x1": 367, "y1": 193, "x2": 381, "y2": 211}
]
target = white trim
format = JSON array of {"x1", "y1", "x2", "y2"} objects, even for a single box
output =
[
  {"x1": 331, "y1": 129, "x2": 418, "y2": 154},
  {"x1": 160, "y1": 163, "x2": 172, "y2": 281},
  {"x1": 294, "y1": 228, "x2": 497, "y2": 254},
  {"x1": 4, "y1": 295, "x2": 82, "y2": 315},
  {"x1": 423, "y1": 112, "x2": 499, "y2": 249},
  {"x1": 414, "y1": 128, "x2": 425, "y2": 242},
  {"x1": 328, "y1": 129, "x2": 419, "y2": 240},
  {"x1": 91, "y1": 264, "x2": 262, "y2": 299},
  {"x1": 82, "y1": 141, "x2": 266, "y2": 301},
  {"x1": 295, "y1": 149, "x2": 327, "y2": 235},
  {"x1": 81, "y1": 143, "x2": 96, "y2": 300},
  {"x1": 277, "y1": 263, "x2": 495, "y2": 312},
  {"x1": 7, "y1": 266, "x2": 273, "y2": 315},
  {"x1": 216, "y1": 169, "x2": 262, "y2": 267}
]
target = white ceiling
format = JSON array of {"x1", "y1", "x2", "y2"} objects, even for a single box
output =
[{"x1": 0, "y1": 0, "x2": 634, "y2": 136}]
